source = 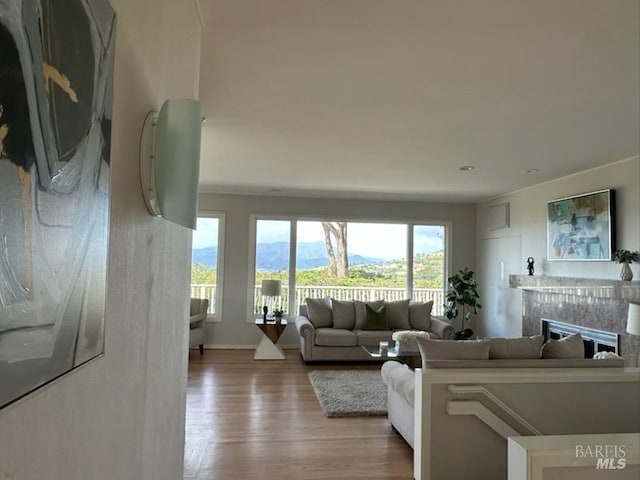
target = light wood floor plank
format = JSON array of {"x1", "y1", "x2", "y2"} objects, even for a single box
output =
[{"x1": 184, "y1": 349, "x2": 413, "y2": 479}]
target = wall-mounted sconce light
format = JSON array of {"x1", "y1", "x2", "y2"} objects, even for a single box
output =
[{"x1": 139, "y1": 98, "x2": 202, "y2": 229}]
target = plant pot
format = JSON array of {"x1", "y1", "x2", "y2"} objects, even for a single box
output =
[
  {"x1": 454, "y1": 329, "x2": 474, "y2": 340},
  {"x1": 620, "y1": 261, "x2": 633, "y2": 281}
]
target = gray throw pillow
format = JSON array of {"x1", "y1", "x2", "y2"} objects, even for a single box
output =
[
  {"x1": 409, "y1": 301, "x2": 434, "y2": 331},
  {"x1": 305, "y1": 297, "x2": 332, "y2": 328},
  {"x1": 354, "y1": 300, "x2": 384, "y2": 329},
  {"x1": 331, "y1": 299, "x2": 355, "y2": 329},
  {"x1": 415, "y1": 337, "x2": 491, "y2": 364},
  {"x1": 386, "y1": 299, "x2": 411, "y2": 330},
  {"x1": 541, "y1": 333, "x2": 584, "y2": 359},
  {"x1": 488, "y1": 335, "x2": 545, "y2": 359}
]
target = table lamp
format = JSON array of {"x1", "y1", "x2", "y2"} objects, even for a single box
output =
[
  {"x1": 627, "y1": 302, "x2": 640, "y2": 366},
  {"x1": 261, "y1": 280, "x2": 282, "y2": 320}
]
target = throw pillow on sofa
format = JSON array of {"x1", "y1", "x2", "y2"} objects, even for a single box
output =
[
  {"x1": 354, "y1": 300, "x2": 384, "y2": 329},
  {"x1": 541, "y1": 333, "x2": 584, "y2": 359},
  {"x1": 409, "y1": 301, "x2": 433, "y2": 331},
  {"x1": 364, "y1": 304, "x2": 388, "y2": 330},
  {"x1": 386, "y1": 299, "x2": 411, "y2": 330},
  {"x1": 488, "y1": 335, "x2": 545, "y2": 359},
  {"x1": 331, "y1": 299, "x2": 355, "y2": 329},
  {"x1": 415, "y1": 337, "x2": 491, "y2": 362},
  {"x1": 305, "y1": 297, "x2": 333, "y2": 328}
]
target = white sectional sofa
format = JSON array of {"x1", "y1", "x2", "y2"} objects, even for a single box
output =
[
  {"x1": 294, "y1": 298, "x2": 454, "y2": 362},
  {"x1": 379, "y1": 335, "x2": 639, "y2": 480}
]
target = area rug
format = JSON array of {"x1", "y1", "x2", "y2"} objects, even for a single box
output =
[{"x1": 307, "y1": 370, "x2": 387, "y2": 418}]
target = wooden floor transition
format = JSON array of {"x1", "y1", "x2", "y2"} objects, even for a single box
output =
[{"x1": 184, "y1": 349, "x2": 414, "y2": 480}]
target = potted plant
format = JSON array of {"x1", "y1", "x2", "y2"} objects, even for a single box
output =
[
  {"x1": 612, "y1": 249, "x2": 639, "y2": 281},
  {"x1": 272, "y1": 308, "x2": 285, "y2": 322},
  {"x1": 443, "y1": 268, "x2": 482, "y2": 340}
]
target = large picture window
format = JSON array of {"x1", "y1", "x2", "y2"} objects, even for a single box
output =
[
  {"x1": 191, "y1": 213, "x2": 225, "y2": 320},
  {"x1": 250, "y1": 218, "x2": 447, "y2": 318}
]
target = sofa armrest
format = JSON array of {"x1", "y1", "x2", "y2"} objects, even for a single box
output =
[
  {"x1": 381, "y1": 361, "x2": 415, "y2": 406},
  {"x1": 189, "y1": 314, "x2": 204, "y2": 329},
  {"x1": 430, "y1": 316, "x2": 454, "y2": 340},
  {"x1": 295, "y1": 316, "x2": 315, "y2": 360},
  {"x1": 295, "y1": 315, "x2": 315, "y2": 337}
]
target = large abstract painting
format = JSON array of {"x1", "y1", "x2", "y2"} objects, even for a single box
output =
[
  {"x1": 0, "y1": 0, "x2": 115, "y2": 408},
  {"x1": 547, "y1": 189, "x2": 615, "y2": 261}
]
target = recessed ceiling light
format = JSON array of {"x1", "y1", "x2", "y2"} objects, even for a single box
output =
[
  {"x1": 521, "y1": 168, "x2": 540, "y2": 174},
  {"x1": 458, "y1": 165, "x2": 475, "y2": 171}
]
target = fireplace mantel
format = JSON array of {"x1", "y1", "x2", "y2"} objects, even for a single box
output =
[
  {"x1": 509, "y1": 275, "x2": 640, "y2": 366},
  {"x1": 510, "y1": 275, "x2": 640, "y2": 301}
]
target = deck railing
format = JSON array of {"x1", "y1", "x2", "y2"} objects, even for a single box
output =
[{"x1": 190, "y1": 284, "x2": 444, "y2": 316}]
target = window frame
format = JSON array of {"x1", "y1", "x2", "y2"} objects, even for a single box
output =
[
  {"x1": 247, "y1": 215, "x2": 451, "y2": 322},
  {"x1": 192, "y1": 211, "x2": 226, "y2": 323}
]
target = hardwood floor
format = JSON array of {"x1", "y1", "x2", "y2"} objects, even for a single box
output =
[{"x1": 184, "y1": 349, "x2": 414, "y2": 479}]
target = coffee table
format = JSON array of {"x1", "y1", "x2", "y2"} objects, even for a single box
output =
[{"x1": 361, "y1": 344, "x2": 421, "y2": 368}]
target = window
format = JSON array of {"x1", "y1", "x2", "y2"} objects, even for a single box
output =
[
  {"x1": 191, "y1": 213, "x2": 225, "y2": 321},
  {"x1": 412, "y1": 225, "x2": 446, "y2": 310},
  {"x1": 250, "y1": 217, "x2": 447, "y2": 318},
  {"x1": 253, "y1": 219, "x2": 291, "y2": 315}
]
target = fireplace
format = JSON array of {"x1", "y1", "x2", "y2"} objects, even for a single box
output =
[
  {"x1": 510, "y1": 275, "x2": 640, "y2": 366},
  {"x1": 542, "y1": 319, "x2": 620, "y2": 358}
]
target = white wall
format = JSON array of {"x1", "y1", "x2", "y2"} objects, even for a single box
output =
[
  {"x1": 475, "y1": 157, "x2": 640, "y2": 337},
  {"x1": 198, "y1": 193, "x2": 477, "y2": 347},
  {"x1": 0, "y1": 2, "x2": 201, "y2": 479}
]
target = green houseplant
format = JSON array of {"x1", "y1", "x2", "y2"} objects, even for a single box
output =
[
  {"x1": 612, "y1": 249, "x2": 639, "y2": 263},
  {"x1": 612, "y1": 249, "x2": 639, "y2": 281},
  {"x1": 443, "y1": 268, "x2": 482, "y2": 340}
]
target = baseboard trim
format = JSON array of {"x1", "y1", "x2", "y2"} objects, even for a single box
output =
[{"x1": 200, "y1": 344, "x2": 299, "y2": 350}]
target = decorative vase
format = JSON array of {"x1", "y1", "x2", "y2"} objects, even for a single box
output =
[{"x1": 620, "y1": 261, "x2": 633, "y2": 281}]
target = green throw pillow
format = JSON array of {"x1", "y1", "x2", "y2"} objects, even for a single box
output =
[{"x1": 364, "y1": 304, "x2": 388, "y2": 330}]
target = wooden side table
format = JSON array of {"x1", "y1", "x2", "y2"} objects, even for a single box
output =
[{"x1": 254, "y1": 318, "x2": 288, "y2": 360}]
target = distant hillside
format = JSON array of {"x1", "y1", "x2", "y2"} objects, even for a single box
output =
[
  {"x1": 191, "y1": 246, "x2": 218, "y2": 267},
  {"x1": 192, "y1": 241, "x2": 384, "y2": 271}
]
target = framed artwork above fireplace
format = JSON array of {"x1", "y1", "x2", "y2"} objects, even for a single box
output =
[{"x1": 547, "y1": 189, "x2": 615, "y2": 261}]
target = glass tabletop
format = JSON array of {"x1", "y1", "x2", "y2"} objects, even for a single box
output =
[{"x1": 361, "y1": 344, "x2": 421, "y2": 358}]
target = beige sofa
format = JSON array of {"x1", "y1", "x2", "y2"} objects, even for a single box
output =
[
  {"x1": 381, "y1": 334, "x2": 637, "y2": 480},
  {"x1": 381, "y1": 357, "x2": 625, "y2": 449},
  {"x1": 294, "y1": 298, "x2": 454, "y2": 362},
  {"x1": 381, "y1": 334, "x2": 627, "y2": 448}
]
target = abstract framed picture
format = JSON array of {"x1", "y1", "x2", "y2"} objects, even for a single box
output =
[
  {"x1": 547, "y1": 189, "x2": 615, "y2": 261},
  {"x1": 0, "y1": 0, "x2": 115, "y2": 409}
]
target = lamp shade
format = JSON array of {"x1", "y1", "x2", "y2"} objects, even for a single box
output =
[
  {"x1": 627, "y1": 303, "x2": 640, "y2": 336},
  {"x1": 261, "y1": 280, "x2": 282, "y2": 297}
]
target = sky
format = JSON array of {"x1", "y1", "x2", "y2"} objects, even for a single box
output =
[
  {"x1": 192, "y1": 217, "x2": 219, "y2": 249},
  {"x1": 194, "y1": 218, "x2": 444, "y2": 259}
]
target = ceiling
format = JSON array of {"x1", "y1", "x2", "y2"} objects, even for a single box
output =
[{"x1": 195, "y1": 0, "x2": 640, "y2": 202}]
